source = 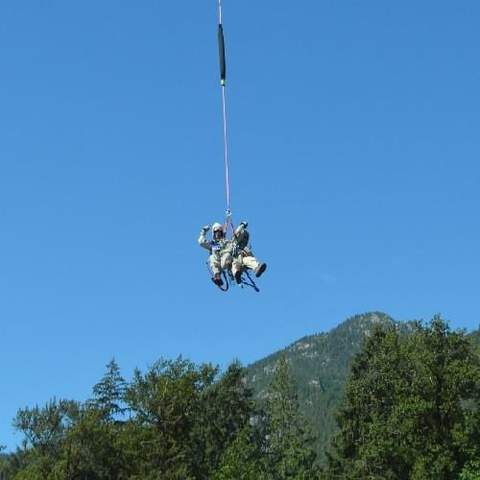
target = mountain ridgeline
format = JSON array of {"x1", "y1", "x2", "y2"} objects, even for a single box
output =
[{"x1": 246, "y1": 312, "x2": 480, "y2": 461}]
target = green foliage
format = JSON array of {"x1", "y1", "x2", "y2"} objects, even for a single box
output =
[
  {"x1": 213, "y1": 425, "x2": 268, "y2": 480},
  {"x1": 214, "y1": 356, "x2": 319, "y2": 480},
  {"x1": 460, "y1": 460, "x2": 480, "y2": 480},
  {"x1": 325, "y1": 316, "x2": 480, "y2": 480},
  {"x1": 266, "y1": 356, "x2": 318, "y2": 479},
  {"x1": 4, "y1": 313, "x2": 480, "y2": 479},
  {"x1": 7, "y1": 357, "x2": 254, "y2": 480},
  {"x1": 12, "y1": 398, "x2": 79, "y2": 479},
  {"x1": 51, "y1": 406, "x2": 126, "y2": 479},
  {"x1": 122, "y1": 357, "x2": 220, "y2": 479},
  {"x1": 0, "y1": 450, "x2": 12, "y2": 480},
  {"x1": 246, "y1": 312, "x2": 396, "y2": 460},
  {"x1": 192, "y1": 361, "x2": 255, "y2": 478},
  {"x1": 470, "y1": 329, "x2": 480, "y2": 357},
  {"x1": 14, "y1": 399, "x2": 78, "y2": 452},
  {"x1": 8, "y1": 358, "x2": 255, "y2": 479},
  {"x1": 90, "y1": 358, "x2": 127, "y2": 420}
]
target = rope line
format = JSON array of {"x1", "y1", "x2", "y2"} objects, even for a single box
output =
[
  {"x1": 217, "y1": 0, "x2": 231, "y2": 219},
  {"x1": 221, "y1": 82, "x2": 230, "y2": 215}
]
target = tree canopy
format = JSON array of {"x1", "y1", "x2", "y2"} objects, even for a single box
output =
[
  {"x1": 325, "y1": 316, "x2": 480, "y2": 480},
  {"x1": 2, "y1": 316, "x2": 480, "y2": 480}
]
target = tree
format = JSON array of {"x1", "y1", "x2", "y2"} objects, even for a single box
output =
[
  {"x1": 50, "y1": 404, "x2": 129, "y2": 480},
  {"x1": 14, "y1": 399, "x2": 78, "y2": 453},
  {"x1": 10, "y1": 357, "x2": 261, "y2": 480},
  {"x1": 122, "y1": 357, "x2": 219, "y2": 479},
  {"x1": 13, "y1": 399, "x2": 79, "y2": 479},
  {"x1": 193, "y1": 361, "x2": 256, "y2": 478},
  {"x1": 213, "y1": 424, "x2": 268, "y2": 480},
  {"x1": 0, "y1": 448, "x2": 10, "y2": 480},
  {"x1": 265, "y1": 356, "x2": 318, "y2": 479},
  {"x1": 460, "y1": 461, "x2": 480, "y2": 480},
  {"x1": 90, "y1": 358, "x2": 127, "y2": 420},
  {"x1": 325, "y1": 317, "x2": 480, "y2": 480},
  {"x1": 213, "y1": 356, "x2": 319, "y2": 480}
]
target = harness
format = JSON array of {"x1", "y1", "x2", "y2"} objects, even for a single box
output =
[
  {"x1": 206, "y1": 261, "x2": 260, "y2": 293},
  {"x1": 210, "y1": 240, "x2": 224, "y2": 255}
]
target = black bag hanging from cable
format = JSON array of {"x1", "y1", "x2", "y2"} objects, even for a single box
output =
[{"x1": 218, "y1": 23, "x2": 226, "y2": 87}]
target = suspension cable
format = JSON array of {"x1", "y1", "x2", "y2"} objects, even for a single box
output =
[{"x1": 217, "y1": 0, "x2": 232, "y2": 223}]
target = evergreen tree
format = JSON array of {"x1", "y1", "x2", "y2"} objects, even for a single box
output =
[
  {"x1": 326, "y1": 325, "x2": 408, "y2": 479},
  {"x1": 265, "y1": 356, "x2": 318, "y2": 479},
  {"x1": 460, "y1": 461, "x2": 480, "y2": 480},
  {"x1": 13, "y1": 399, "x2": 79, "y2": 479},
  {"x1": 0, "y1": 448, "x2": 9, "y2": 480},
  {"x1": 90, "y1": 358, "x2": 127, "y2": 420},
  {"x1": 51, "y1": 405, "x2": 128, "y2": 479},
  {"x1": 122, "y1": 357, "x2": 219, "y2": 479},
  {"x1": 193, "y1": 361, "x2": 256, "y2": 478},
  {"x1": 213, "y1": 424, "x2": 268, "y2": 480},
  {"x1": 213, "y1": 356, "x2": 319, "y2": 480},
  {"x1": 325, "y1": 317, "x2": 480, "y2": 480}
]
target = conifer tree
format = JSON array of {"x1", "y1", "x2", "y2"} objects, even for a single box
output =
[
  {"x1": 214, "y1": 356, "x2": 318, "y2": 480},
  {"x1": 265, "y1": 356, "x2": 318, "y2": 479},
  {"x1": 13, "y1": 399, "x2": 79, "y2": 479},
  {"x1": 91, "y1": 358, "x2": 127, "y2": 420},
  {"x1": 123, "y1": 357, "x2": 219, "y2": 479},
  {"x1": 194, "y1": 361, "x2": 256, "y2": 478},
  {"x1": 213, "y1": 424, "x2": 268, "y2": 480},
  {"x1": 326, "y1": 317, "x2": 480, "y2": 480},
  {"x1": 460, "y1": 461, "x2": 480, "y2": 480}
]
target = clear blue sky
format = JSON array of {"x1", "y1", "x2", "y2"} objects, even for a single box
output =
[{"x1": 1, "y1": 0, "x2": 479, "y2": 450}]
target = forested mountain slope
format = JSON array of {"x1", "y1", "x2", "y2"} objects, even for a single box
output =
[
  {"x1": 247, "y1": 312, "x2": 480, "y2": 460},
  {"x1": 246, "y1": 312, "x2": 396, "y2": 459}
]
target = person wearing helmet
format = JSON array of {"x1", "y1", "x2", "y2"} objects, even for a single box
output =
[
  {"x1": 198, "y1": 222, "x2": 233, "y2": 287},
  {"x1": 230, "y1": 221, "x2": 267, "y2": 284}
]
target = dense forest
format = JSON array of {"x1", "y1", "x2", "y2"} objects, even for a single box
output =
[{"x1": 1, "y1": 315, "x2": 480, "y2": 479}]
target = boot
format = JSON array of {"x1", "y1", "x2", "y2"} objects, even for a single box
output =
[
  {"x1": 234, "y1": 269, "x2": 242, "y2": 284},
  {"x1": 255, "y1": 263, "x2": 267, "y2": 278},
  {"x1": 212, "y1": 273, "x2": 223, "y2": 287}
]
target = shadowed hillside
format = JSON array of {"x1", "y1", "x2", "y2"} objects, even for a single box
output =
[{"x1": 246, "y1": 312, "x2": 397, "y2": 459}]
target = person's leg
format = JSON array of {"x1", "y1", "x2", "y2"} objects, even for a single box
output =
[
  {"x1": 209, "y1": 255, "x2": 223, "y2": 286},
  {"x1": 220, "y1": 252, "x2": 233, "y2": 272},
  {"x1": 243, "y1": 255, "x2": 267, "y2": 278},
  {"x1": 231, "y1": 255, "x2": 243, "y2": 284}
]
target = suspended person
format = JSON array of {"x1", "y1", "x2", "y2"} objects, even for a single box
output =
[
  {"x1": 230, "y1": 221, "x2": 267, "y2": 284},
  {"x1": 198, "y1": 222, "x2": 233, "y2": 287}
]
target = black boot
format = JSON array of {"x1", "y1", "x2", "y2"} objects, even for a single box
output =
[
  {"x1": 212, "y1": 274, "x2": 223, "y2": 287},
  {"x1": 255, "y1": 263, "x2": 267, "y2": 278},
  {"x1": 234, "y1": 270, "x2": 242, "y2": 284}
]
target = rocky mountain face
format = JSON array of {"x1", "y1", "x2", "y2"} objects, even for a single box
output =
[{"x1": 246, "y1": 312, "x2": 396, "y2": 460}]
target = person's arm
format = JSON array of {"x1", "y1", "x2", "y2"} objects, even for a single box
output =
[
  {"x1": 234, "y1": 221, "x2": 248, "y2": 237},
  {"x1": 198, "y1": 226, "x2": 211, "y2": 251},
  {"x1": 233, "y1": 221, "x2": 250, "y2": 250}
]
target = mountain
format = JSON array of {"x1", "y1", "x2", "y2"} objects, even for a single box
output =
[
  {"x1": 246, "y1": 311, "x2": 396, "y2": 461},
  {"x1": 247, "y1": 312, "x2": 480, "y2": 462}
]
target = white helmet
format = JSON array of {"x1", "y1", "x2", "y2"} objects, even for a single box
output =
[{"x1": 212, "y1": 222, "x2": 223, "y2": 232}]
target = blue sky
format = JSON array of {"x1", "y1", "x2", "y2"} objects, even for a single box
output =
[{"x1": 1, "y1": 0, "x2": 479, "y2": 450}]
